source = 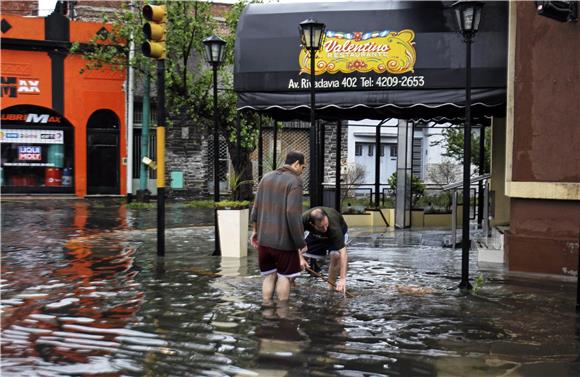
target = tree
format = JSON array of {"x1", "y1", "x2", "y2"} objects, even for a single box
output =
[
  {"x1": 427, "y1": 159, "x2": 461, "y2": 211},
  {"x1": 341, "y1": 163, "x2": 367, "y2": 204},
  {"x1": 387, "y1": 172, "x2": 425, "y2": 208},
  {"x1": 431, "y1": 126, "x2": 491, "y2": 176},
  {"x1": 427, "y1": 159, "x2": 461, "y2": 186},
  {"x1": 71, "y1": 1, "x2": 263, "y2": 200}
]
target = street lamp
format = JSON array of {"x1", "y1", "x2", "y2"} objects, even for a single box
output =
[
  {"x1": 203, "y1": 35, "x2": 226, "y2": 256},
  {"x1": 453, "y1": 1, "x2": 484, "y2": 290},
  {"x1": 299, "y1": 18, "x2": 326, "y2": 207}
]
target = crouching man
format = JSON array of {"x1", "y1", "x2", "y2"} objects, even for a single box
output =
[{"x1": 302, "y1": 207, "x2": 349, "y2": 293}]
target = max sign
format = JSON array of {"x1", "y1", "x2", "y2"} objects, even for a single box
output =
[{"x1": 1, "y1": 76, "x2": 41, "y2": 97}]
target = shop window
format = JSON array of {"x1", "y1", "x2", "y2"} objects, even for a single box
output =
[{"x1": 1, "y1": 105, "x2": 74, "y2": 193}]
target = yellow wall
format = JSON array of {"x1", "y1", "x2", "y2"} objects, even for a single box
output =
[
  {"x1": 491, "y1": 117, "x2": 510, "y2": 225},
  {"x1": 344, "y1": 207, "x2": 463, "y2": 229}
]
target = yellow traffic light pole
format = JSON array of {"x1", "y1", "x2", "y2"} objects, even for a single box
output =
[{"x1": 142, "y1": 4, "x2": 167, "y2": 256}]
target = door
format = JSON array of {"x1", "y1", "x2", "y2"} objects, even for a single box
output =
[{"x1": 86, "y1": 110, "x2": 120, "y2": 195}]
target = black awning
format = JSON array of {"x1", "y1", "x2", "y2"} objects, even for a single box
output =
[{"x1": 234, "y1": 1, "x2": 507, "y2": 121}]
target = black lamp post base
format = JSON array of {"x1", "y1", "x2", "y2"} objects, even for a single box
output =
[{"x1": 458, "y1": 281, "x2": 473, "y2": 291}]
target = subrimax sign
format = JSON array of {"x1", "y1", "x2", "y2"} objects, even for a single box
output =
[{"x1": 0, "y1": 113, "x2": 62, "y2": 124}]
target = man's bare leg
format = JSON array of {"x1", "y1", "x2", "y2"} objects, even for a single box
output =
[
  {"x1": 275, "y1": 275, "x2": 292, "y2": 301},
  {"x1": 262, "y1": 272, "x2": 277, "y2": 305},
  {"x1": 328, "y1": 251, "x2": 341, "y2": 290}
]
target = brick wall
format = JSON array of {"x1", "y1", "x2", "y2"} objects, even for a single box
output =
[
  {"x1": 165, "y1": 119, "x2": 210, "y2": 199},
  {"x1": 2, "y1": 1, "x2": 38, "y2": 16}
]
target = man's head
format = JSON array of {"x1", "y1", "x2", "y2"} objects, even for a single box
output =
[
  {"x1": 284, "y1": 151, "x2": 306, "y2": 175},
  {"x1": 309, "y1": 208, "x2": 329, "y2": 233}
]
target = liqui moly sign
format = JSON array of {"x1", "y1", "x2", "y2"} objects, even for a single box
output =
[{"x1": 18, "y1": 146, "x2": 42, "y2": 161}]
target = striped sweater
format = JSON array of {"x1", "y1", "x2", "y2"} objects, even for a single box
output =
[{"x1": 251, "y1": 166, "x2": 306, "y2": 251}]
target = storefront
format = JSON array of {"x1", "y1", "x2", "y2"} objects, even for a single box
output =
[
  {"x1": 1, "y1": 105, "x2": 74, "y2": 193},
  {"x1": 1, "y1": 12, "x2": 126, "y2": 197}
]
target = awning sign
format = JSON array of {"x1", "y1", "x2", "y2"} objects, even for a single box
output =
[
  {"x1": 18, "y1": 146, "x2": 42, "y2": 161},
  {"x1": 0, "y1": 129, "x2": 64, "y2": 144},
  {"x1": 291, "y1": 29, "x2": 421, "y2": 90},
  {"x1": 300, "y1": 29, "x2": 416, "y2": 76}
]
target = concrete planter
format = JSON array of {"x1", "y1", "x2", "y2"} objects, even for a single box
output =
[
  {"x1": 217, "y1": 208, "x2": 249, "y2": 258},
  {"x1": 478, "y1": 248, "x2": 504, "y2": 264}
]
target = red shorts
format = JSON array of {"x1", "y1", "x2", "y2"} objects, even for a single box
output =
[{"x1": 258, "y1": 245, "x2": 301, "y2": 278}]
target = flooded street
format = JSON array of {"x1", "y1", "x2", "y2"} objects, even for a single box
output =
[{"x1": 1, "y1": 199, "x2": 579, "y2": 376}]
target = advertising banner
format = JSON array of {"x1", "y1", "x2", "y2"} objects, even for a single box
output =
[{"x1": 0, "y1": 129, "x2": 64, "y2": 144}]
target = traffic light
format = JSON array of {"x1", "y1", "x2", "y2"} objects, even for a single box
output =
[{"x1": 142, "y1": 4, "x2": 166, "y2": 59}]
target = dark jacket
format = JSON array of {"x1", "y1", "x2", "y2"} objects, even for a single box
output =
[
  {"x1": 251, "y1": 166, "x2": 306, "y2": 251},
  {"x1": 303, "y1": 206, "x2": 348, "y2": 250}
]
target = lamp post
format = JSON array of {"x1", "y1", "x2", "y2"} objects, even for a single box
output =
[
  {"x1": 453, "y1": 0, "x2": 484, "y2": 290},
  {"x1": 203, "y1": 35, "x2": 226, "y2": 256},
  {"x1": 299, "y1": 18, "x2": 326, "y2": 207}
]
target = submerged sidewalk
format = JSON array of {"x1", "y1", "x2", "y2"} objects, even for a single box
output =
[{"x1": 2, "y1": 199, "x2": 579, "y2": 376}]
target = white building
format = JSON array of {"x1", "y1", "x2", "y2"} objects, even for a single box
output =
[{"x1": 347, "y1": 119, "x2": 447, "y2": 185}]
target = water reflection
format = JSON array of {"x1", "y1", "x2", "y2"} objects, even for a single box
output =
[{"x1": 1, "y1": 200, "x2": 579, "y2": 376}]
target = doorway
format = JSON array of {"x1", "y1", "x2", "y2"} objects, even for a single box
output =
[{"x1": 86, "y1": 110, "x2": 120, "y2": 195}]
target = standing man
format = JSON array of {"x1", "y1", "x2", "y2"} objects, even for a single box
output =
[
  {"x1": 251, "y1": 151, "x2": 309, "y2": 305},
  {"x1": 302, "y1": 207, "x2": 349, "y2": 294}
]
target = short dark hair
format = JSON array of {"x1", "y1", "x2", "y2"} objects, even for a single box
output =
[{"x1": 284, "y1": 151, "x2": 305, "y2": 165}]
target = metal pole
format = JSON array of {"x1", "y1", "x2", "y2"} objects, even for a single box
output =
[
  {"x1": 459, "y1": 36, "x2": 473, "y2": 290},
  {"x1": 335, "y1": 120, "x2": 341, "y2": 211},
  {"x1": 138, "y1": 75, "x2": 150, "y2": 200},
  {"x1": 272, "y1": 120, "x2": 278, "y2": 171},
  {"x1": 374, "y1": 123, "x2": 381, "y2": 207},
  {"x1": 483, "y1": 179, "x2": 489, "y2": 241},
  {"x1": 478, "y1": 125, "x2": 485, "y2": 226},
  {"x1": 212, "y1": 64, "x2": 221, "y2": 256},
  {"x1": 126, "y1": 35, "x2": 135, "y2": 199},
  {"x1": 258, "y1": 116, "x2": 263, "y2": 181},
  {"x1": 236, "y1": 113, "x2": 241, "y2": 172},
  {"x1": 309, "y1": 46, "x2": 318, "y2": 207},
  {"x1": 409, "y1": 122, "x2": 415, "y2": 227},
  {"x1": 319, "y1": 120, "x2": 325, "y2": 206},
  {"x1": 452, "y1": 190, "x2": 457, "y2": 248},
  {"x1": 156, "y1": 59, "x2": 165, "y2": 257}
]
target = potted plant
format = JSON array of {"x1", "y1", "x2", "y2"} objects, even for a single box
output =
[{"x1": 216, "y1": 171, "x2": 253, "y2": 258}]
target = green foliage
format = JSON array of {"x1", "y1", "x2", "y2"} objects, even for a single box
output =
[
  {"x1": 473, "y1": 272, "x2": 485, "y2": 293},
  {"x1": 125, "y1": 202, "x2": 155, "y2": 209},
  {"x1": 184, "y1": 199, "x2": 216, "y2": 209},
  {"x1": 184, "y1": 199, "x2": 251, "y2": 209},
  {"x1": 416, "y1": 192, "x2": 453, "y2": 213},
  {"x1": 387, "y1": 172, "x2": 426, "y2": 208},
  {"x1": 227, "y1": 169, "x2": 254, "y2": 201},
  {"x1": 215, "y1": 200, "x2": 251, "y2": 209},
  {"x1": 431, "y1": 126, "x2": 491, "y2": 175}
]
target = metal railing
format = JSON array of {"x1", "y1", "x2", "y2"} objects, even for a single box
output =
[{"x1": 443, "y1": 174, "x2": 491, "y2": 248}]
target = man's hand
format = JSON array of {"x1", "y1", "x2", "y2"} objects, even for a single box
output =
[
  {"x1": 299, "y1": 254, "x2": 309, "y2": 270},
  {"x1": 335, "y1": 277, "x2": 346, "y2": 294},
  {"x1": 250, "y1": 231, "x2": 258, "y2": 249}
]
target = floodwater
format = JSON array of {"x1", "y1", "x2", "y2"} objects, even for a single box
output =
[{"x1": 1, "y1": 199, "x2": 579, "y2": 376}]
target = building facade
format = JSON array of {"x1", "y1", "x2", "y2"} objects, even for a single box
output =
[
  {"x1": 1, "y1": 11, "x2": 127, "y2": 197},
  {"x1": 502, "y1": 2, "x2": 580, "y2": 275}
]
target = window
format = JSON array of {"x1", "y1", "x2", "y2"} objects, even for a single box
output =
[
  {"x1": 380, "y1": 144, "x2": 385, "y2": 157},
  {"x1": 355, "y1": 142, "x2": 362, "y2": 156},
  {"x1": 390, "y1": 144, "x2": 398, "y2": 157},
  {"x1": 368, "y1": 144, "x2": 374, "y2": 157}
]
